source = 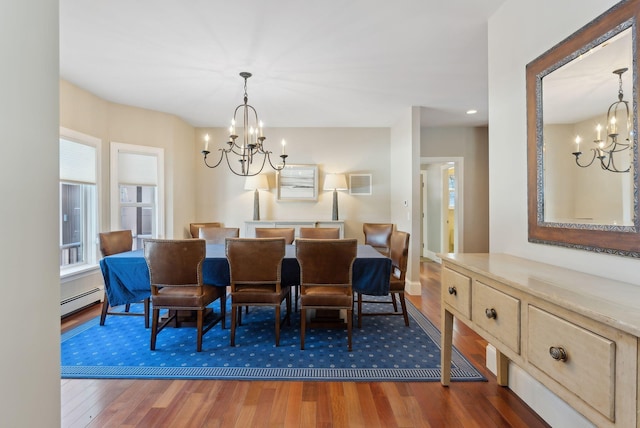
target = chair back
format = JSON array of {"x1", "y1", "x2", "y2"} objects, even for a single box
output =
[
  {"x1": 99, "y1": 230, "x2": 133, "y2": 257},
  {"x1": 296, "y1": 238, "x2": 357, "y2": 287},
  {"x1": 363, "y1": 223, "x2": 394, "y2": 256},
  {"x1": 189, "y1": 222, "x2": 222, "y2": 238},
  {"x1": 143, "y1": 239, "x2": 205, "y2": 292},
  {"x1": 299, "y1": 227, "x2": 340, "y2": 239},
  {"x1": 226, "y1": 238, "x2": 285, "y2": 285},
  {"x1": 198, "y1": 227, "x2": 240, "y2": 244},
  {"x1": 255, "y1": 227, "x2": 295, "y2": 244},
  {"x1": 389, "y1": 231, "x2": 410, "y2": 282}
]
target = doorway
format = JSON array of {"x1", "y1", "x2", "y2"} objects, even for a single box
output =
[{"x1": 420, "y1": 157, "x2": 463, "y2": 262}]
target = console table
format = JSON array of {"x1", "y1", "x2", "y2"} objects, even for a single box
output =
[
  {"x1": 244, "y1": 220, "x2": 344, "y2": 238},
  {"x1": 439, "y1": 253, "x2": 640, "y2": 427}
]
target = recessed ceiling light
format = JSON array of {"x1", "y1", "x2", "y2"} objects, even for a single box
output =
[{"x1": 466, "y1": 109, "x2": 478, "y2": 115}]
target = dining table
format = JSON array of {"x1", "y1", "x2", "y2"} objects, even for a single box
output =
[{"x1": 100, "y1": 243, "x2": 392, "y2": 307}]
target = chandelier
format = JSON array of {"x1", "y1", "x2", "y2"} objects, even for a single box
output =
[
  {"x1": 201, "y1": 72, "x2": 288, "y2": 176},
  {"x1": 572, "y1": 68, "x2": 632, "y2": 173}
]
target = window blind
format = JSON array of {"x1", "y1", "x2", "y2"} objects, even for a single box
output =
[{"x1": 59, "y1": 138, "x2": 96, "y2": 184}]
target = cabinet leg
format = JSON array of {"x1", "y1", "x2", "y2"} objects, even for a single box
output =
[
  {"x1": 496, "y1": 350, "x2": 509, "y2": 386},
  {"x1": 441, "y1": 308, "x2": 453, "y2": 386}
]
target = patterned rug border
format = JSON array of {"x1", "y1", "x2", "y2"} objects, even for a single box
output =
[{"x1": 61, "y1": 300, "x2": 485, "y2": 382}]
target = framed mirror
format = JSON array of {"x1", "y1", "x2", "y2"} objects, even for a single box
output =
[{"x1": 527, "y1": 0, "x2": 640, "y2": 257}]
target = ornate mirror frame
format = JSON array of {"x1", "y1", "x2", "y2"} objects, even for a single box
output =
[{"x1": 527, "y1": 0, "x2": 640, "y2": 257}]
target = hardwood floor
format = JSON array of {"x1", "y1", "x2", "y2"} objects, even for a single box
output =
[{"x1": 61, "y1": 260, "x2": 550, "y2": 428}]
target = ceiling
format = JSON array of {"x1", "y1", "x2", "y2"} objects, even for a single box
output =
[{"x1": 60, "y1": 0, "x2": 506, "y2": 129}]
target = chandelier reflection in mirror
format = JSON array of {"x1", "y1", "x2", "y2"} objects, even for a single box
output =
[
  {"x1": 572, "y1": 68, "x2": 632, "y2": 173},
  {"x1": 201, "y1": 72, "x2": 288, "y2": 176}
]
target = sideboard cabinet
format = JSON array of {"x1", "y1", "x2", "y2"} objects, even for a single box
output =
[
  {"x1": 244, "y1": 220, "x2": 344, "y2": 238},
  {"x1": 439, "y1": 253, "x2": 640, "y2": 427}
]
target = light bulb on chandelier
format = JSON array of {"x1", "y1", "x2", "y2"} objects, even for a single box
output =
[
  {"x1": 201, "y1": 72, "x2": 288, "y2": 176},
  {"x1": 572, "y1": 67, "x2": 633, "y2": 173}
]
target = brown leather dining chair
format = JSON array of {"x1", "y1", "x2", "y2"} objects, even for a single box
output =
[
  {"x1": 255, "y1": 227, "x2": 295, "y2": 244},
  {"x1": 189, "y1": 222, "x2": 222, "y2": 238},
  {"x1": 144, "y1": 238, "x2": 226, "y2": 352},
  {"x1": 98, "y1": 230, "x2": 149, "y2": 328},
  {"x1": 357, "y1": 230, "x2": 410, "y2": 327},
  {"x1": 226, "y1": 237, "x2": 291, "y2": 346},
  {"x1": 296, "y1": 238, "x2": 357, "y2": 351},
  {"x1": 299, "y1": 227, "x2": 340, "y2": 239},
  {"x1": 198, "y1": 226, "x2": 240, "y2": 244},
  {"x1": 363, "y1": 223, "x2": 394, "y2": 257}
]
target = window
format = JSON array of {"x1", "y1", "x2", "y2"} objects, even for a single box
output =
[
  {"x1": 119, "y1": 185, "x2": 155, "y2": 250},
  {"x1": 59, "y1": 132, "x2": 100, "y2": 273},
  {"x1": 110, "y1": 142, "x2": 164, "y2": 242}
]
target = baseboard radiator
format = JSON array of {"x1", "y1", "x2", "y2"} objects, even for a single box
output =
[{"x1": 61, "y1": 287, "x2": 102, "y2": 317}]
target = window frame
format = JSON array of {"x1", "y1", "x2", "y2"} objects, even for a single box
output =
[
  {"x1": 110, "y1": 142, "x2": 165, "y2": 239},
  {"x1": 59, "y1": 127, "x2": 101, "y2": 278}
]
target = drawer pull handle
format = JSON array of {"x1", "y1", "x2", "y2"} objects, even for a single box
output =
[
  {"x1": 549, "y1": 346, "x2": 567, "y2": 362},
  {"x1": 485, "y1": 308, "x2": 497, "y2": 319},
  {"x1": 448, "y1": 286, "x2": 457, "y2": 295}
]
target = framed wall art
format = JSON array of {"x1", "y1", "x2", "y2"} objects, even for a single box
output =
[
  {"x1": 349, "y1": 174, "x2": 372, "y2": 195},
  {"x1": 276, "y1": 164, "x2": 318, "y2": 201}
]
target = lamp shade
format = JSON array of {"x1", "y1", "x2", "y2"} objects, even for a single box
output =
[
  {"x1": 323, "y1": 173, "x2": 348, "y2": 191},
  {"x1": 244, "y1": 174, "x2": 269, "y2": 191}
]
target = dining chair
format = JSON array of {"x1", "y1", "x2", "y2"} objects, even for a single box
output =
[
  {"x1": 189, "y1": 222, "x2": 222, "y2": 238},
  {"x1": 198, "y1": 226, "x2": 240, "y2": 244},
  {"x1": 296, "y1": 238, "x2": 357, "y2": 351},
  {"x1": 299, "y1": 227, "x2": 340, "y2": 239},
  {"x1": 363, "y1": 223, "x2": 394, "y2": 257},
  {"x1": 226, "y1": 237, "x2": 291, "y2": 346},
  {"x1": 144, "y1": 238, "x2": 226, "y2": 352},
  {"x1": 357, "y1": 230, "x2": 410, "y2": 327},
  {"x1": 98, "y1": 230, "x2": 150, "y2": 328},
  {"x1": 254, "y1": 227, "x2": 295, "y2": 244}
]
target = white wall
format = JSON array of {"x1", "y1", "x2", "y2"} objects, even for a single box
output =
[
  {"x1": 0, "y1": 0, "x2": 61, "y2": 426},
  {"x1": 390, "y1": 107, "x2": 421, "y2": 293},
  {"x1": 488, "y1": 0, "x2": 640, "y2": 285}
]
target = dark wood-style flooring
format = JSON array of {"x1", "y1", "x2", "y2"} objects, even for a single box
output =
[{"x1": 61, "y1": 260, "x2": 550, "y2": 427}]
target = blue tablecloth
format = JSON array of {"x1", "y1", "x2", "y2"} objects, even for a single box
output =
[{"x1": 100, "y1": 244, "x2": 392, "y2": 306}]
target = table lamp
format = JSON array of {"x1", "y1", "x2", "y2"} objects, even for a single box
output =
[
  {"x1": 244, "y1": 174, "x2": 270, "y2": 220},
  {"x1": 323, "y1": 173, "x2": 348, "y2": 221}
]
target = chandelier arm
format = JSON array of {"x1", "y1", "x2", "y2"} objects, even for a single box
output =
[
  {"x1": 573, "y1": 150, "x2": 598, "y2": 168},
  {"x1": 266, "y1": 153, "x2": 288, "y2": 171},
  {"x1": 202, "y1": 150, "x2": 226, "y2": 169}
]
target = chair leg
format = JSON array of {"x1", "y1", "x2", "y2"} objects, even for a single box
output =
[
  {"x1": 220, "y1": 292, "x2": 226, "y2": 329},
  {"x1": 300, "y1": 308, "x2": 306, "y2": 350},
  {"x1": 390, "y1": 293, "x2": 399, "y2": 312},
  {"x1": 230, "y1": 306, "x2": 237, "y2": 347},
  {"x1": 275, "y1": 305, "x2": 281, "y2": 346},
  {"x1": 294, "y1": 285, "x2": 299, "y2": 312},
  {"x1": 144, "y1": 298, "x2": 150, "y2": 329},
  {"x1": 357, "y1": 293, "x2": 363, "y2": 328},
  {"x1": 286, "y1": 291, "x2": 292, "y2": 326},
  {"x1": 347, "y1": 308, "x2": 353, "y2": 352},
  {"x1": 124, "y1": 303, "x2": 131, "y2": 313},
  {"x1": 99, "y1": 292, "x2": 110, "y2": 326},
  {"x1": 398, "y1": 293, "x2": 409, "y2": 326},
  {"x1": 150, "y1": 308, "x2": 160, "y2": 350},
  {"x1": 196, "y1": 309, "x2": 204, "y2": 352}
]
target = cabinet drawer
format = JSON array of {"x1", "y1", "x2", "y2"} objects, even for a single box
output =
[
  {"x1": 527, "y1": 306, "x2": 615, "y2": 421},
  {"x1": 442, "y1": 267, "x2": 471, "y2": 318},
  {"x1": 472, "y1": 281, "x2": 520, "y2": 353}
]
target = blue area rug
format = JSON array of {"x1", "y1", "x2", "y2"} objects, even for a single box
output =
[{"x1": 61, "y1": 297, "x2": 484, "y2": 382}]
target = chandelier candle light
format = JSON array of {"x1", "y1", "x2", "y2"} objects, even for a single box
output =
[
  {"x1": 572, "y1": 68, "x2": 632, "y2": 173},
  {"x1": 202, "y1": 72, "x2": 288, "y2": 176}
]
